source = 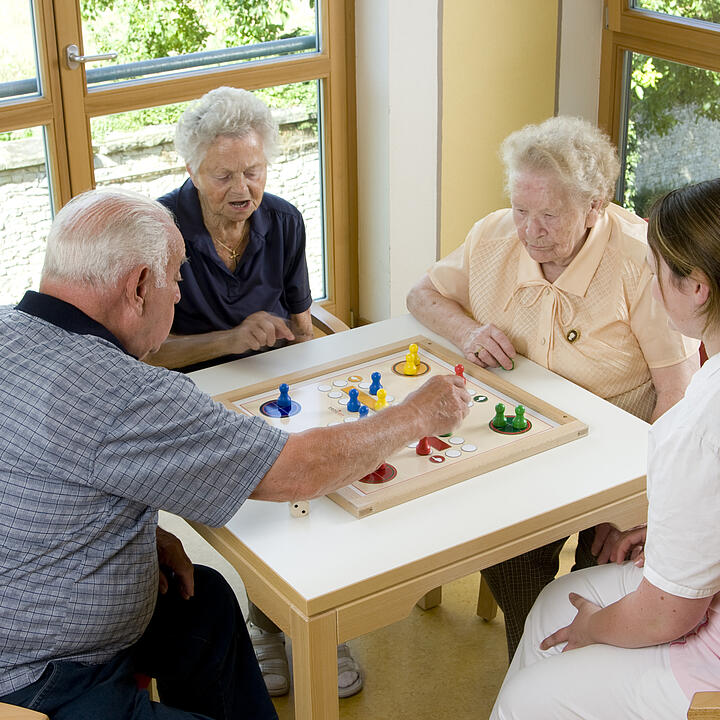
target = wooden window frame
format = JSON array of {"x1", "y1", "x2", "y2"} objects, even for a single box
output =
[{"x1": 599, "y1": 0, "x2": 720, "y2": 145}]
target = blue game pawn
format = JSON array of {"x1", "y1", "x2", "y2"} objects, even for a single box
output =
[
  {"x1": 369, "y1": 371, "x2": 382, "y2": 396},
  {"x1": 358, "y1": 404, "x2": 369, "y2": 418},
  {"x1": 346, "y1": 387, "x2": 361, "y2": 412},
  {"x1": 276, "y1": 382, "x2": 292, "y2": 410}
]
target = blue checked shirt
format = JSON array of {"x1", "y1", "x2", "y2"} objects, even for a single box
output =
[{"x1": 0, "y1": 292, "x2": 287, "y2": 695}]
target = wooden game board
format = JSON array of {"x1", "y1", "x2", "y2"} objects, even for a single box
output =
[{"x1": 212, "y1": 336, "x2": 588, "y2": 517}]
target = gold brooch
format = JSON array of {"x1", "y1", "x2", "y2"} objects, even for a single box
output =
[{"x1": 566, "y1": 329, "x2": 579, "y2": 343}]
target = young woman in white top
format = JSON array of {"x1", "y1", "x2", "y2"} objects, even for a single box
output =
[{"x1": 490, "y1": 177, "x2": 720, "y2": 720}]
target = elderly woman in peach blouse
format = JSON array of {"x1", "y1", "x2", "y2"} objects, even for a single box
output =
[{"x1": 407, "y1": 116, "x2": 698, "y2": 660}]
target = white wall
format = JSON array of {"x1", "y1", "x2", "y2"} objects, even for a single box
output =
[
  {"x1": 557, "y1": 0, "x2": 603, "y2": 121},
  {"x1": 355, "y1": 0, "x2": 440, "y2": 322},
  {"x1": 354, "y1": 0, "x2": 603, "y2": 322}
]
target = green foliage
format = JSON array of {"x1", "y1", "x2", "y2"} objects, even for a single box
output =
[
  {"x1": 623, "y1": 0, "x2": 720, "y2": 211},
  {"x1": 79, "y1": 0, "x2": 316, "y2": 138}
]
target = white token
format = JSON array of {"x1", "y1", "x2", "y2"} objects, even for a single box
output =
[
  {"x1": 344, "y1": 416, "x2": 358, "y2": 423},
  {"x1": 317, "y1": 384, "x2": 332, "y2": 392},
  {"x1": 328, "y1": 390, "x2": 343, "y2": 399},
  {"x1": 445, "y1": 449, "x2": 462, "y2": 458},
  {"x1": 358, "y1": 381, "x2": 371, "y2": 389},
  {"x1": 467, "y1": 400, "x2": 474, "y2": 408},
  {"x1": 461, "y1": 444, "x2": 477, "y2": 452},
  {"x1": 327, "y1": 421, "x2": 342, "y2": 426},
  {"x1": 448, "y1": 437, "x2": 464, "y2": 445},
  {"x1": 385, "y1": 395, "x2": 395, "y2": 403},
  {"x1": 407, "y1": 441, "x2": 419, "y2": 448},
  {"x1": 338, "y1": 397, "x2": 349, "y2": 405},
  {"x1": 333, "y1": 379, "x2": 348, "y2": 387}
]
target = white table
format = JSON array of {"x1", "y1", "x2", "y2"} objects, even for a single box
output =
[{"x1": 188, "y1": 315, "x2": 649, "y2": 720}]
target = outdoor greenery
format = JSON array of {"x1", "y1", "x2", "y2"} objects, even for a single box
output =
[
  {"x1": 0, "y1": 1, "x2": 316, "y2": 143},
  {"x1": 624, "y1": 0, "x2": 720, "y2": 214}
]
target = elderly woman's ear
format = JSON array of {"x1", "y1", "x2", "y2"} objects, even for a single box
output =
[{"x1": 585, "y1": 198, "x2": 603, "y2": 229}]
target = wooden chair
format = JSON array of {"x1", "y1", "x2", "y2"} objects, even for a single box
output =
[
  {"x1": 0, "y1": 703, "x2": 48, "y2": 719},
  {"x1": 310, "y1": 301, "x2": 350, "y2": 336},
  {"x1": 689, "y1": 692, "x2": 720, "y2": 719}
]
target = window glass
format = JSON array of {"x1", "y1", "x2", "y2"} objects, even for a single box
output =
[
  {"x1": 79, "y1": 0, "x2": 319, "y2": 87},
  {"x1": 631, "y1": 0, "x2": 720, "y2": 23},
  {"x1": 0, "y1": 1, "x2": 40, "y2": 102},
  {"x1": 619, "y1": 51, "x2": 720, "y2": 217},
  {"x1": 631, "y1": 0, "x2": 720, "y2": 25},
  {"x1": 91, "y1": 80, "x2": 325, "y2": 298},
  {"x1": 0, "y1": 126, "x2": 54, "y2": 304}
]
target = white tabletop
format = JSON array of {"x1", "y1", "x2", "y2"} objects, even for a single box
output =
[{"x1": 189, "y1": 315, "x2": 649, "y2": 603}]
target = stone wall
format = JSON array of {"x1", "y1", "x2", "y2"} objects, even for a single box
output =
[
  {"x1": 0, "y1": 114, "x2": 323, "y2": 305},
  {"x1": 631, "y1": 105, "x2": 720, "y2": 215}
]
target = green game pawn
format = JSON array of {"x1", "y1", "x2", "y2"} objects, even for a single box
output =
[
  {"x1": 512, "y1": 405, "x2": 527, "y2": 430},
  {"x1": 492, "y1": 403, "x2": 506, "y2": 429}
]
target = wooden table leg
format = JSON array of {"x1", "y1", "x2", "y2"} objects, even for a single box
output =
[
  {"x1": 291, "y1": 608, "x2": 339, "y2": 720},
  {"x1": 416, "y1": 586, "x2": 443, "y2": 610}
]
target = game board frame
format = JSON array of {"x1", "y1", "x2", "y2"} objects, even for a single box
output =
[{"x1": 212, "y1": 336, "x2": 588, "y2": 517}]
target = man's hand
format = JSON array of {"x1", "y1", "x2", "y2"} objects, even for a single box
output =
[
  {"x1": 403, "y1": 375, "x2": 471, "y2": 438},
  {"x1": 461, "y1": 323, "x2": 516, "y2": 371},
  {"x1": 540, "y1": 592, "x2": 602, "y2": 652},
  {"x1": 156, "y1": 527, "x2": 194, "y2": 600},
  {"x1": 233, "y1": 311, "x2": 295, "y2": 353},
  {"x1": 593, "y1": 523, "x2": 646, "y2": 566}
]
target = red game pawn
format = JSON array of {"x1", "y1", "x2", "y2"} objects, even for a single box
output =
[
  {"x1": 416, "y1": 437, "x2": 432, "y2": 456},
  {"x1": 454, "y1": 363, "x2": 466, "y2": 383}
]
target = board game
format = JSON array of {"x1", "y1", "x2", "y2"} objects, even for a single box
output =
[{"x1": 212, "y1": 336, "x2": 588, "y2": 517}]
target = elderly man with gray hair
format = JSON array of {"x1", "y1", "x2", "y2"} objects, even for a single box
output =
[{"x1": 0, "y1": 189, "x2": 470, "y2": 719}]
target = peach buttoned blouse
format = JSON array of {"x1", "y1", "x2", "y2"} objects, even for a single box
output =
[{"x1": 428, "y1": 204, "x2": 697, "y2": 421}]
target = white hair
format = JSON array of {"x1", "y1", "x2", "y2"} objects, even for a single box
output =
[
  {"x1": 42, "y1": 189, "x2": 177, "y2": 288},
  {"x1": 175, "y1": 86, "x2": 279, "y2": 173},
  {"x1": 501, "y1": 116, "x2": 621, "y2": 210}
]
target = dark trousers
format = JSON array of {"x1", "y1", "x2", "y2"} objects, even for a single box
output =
[
  {"x1": 1, "y1": 565, "x2": 278, "y2": 720},
  {"x1": 481, "y1": 528, "x2": 597, "y2": 661}
]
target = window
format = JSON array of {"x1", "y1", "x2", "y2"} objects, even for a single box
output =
[
  {"x1": 0, "y1": 0, "x2": 355, "y2": 318},
  {"x1": 600, "y1": 1, "x2": 720, "y2": 214}
]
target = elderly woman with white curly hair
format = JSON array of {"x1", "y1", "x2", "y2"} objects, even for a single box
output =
[
  {"x1": 150, "y1": 87, "x2": 363, "y2": 698},
  {"x1": 147, "y1": 86, "x2": 314, "y2": 372},
  {"x1": 407, "y1": 116, "x2": 699, "y2": 662}
]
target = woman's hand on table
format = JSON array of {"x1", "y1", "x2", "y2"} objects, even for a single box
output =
[
  {"x1": 232, "y1": 311, "x2": 295, "y2": 353},
  {"x1": 462, "y1": 323, "x2": 516, "y2": 371}
]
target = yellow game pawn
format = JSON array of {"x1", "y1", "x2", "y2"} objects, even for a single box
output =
[
  {"x1": 403, "y1": 353, "x2": 418, "y2": 376},
  {"x1": 409, "y1": 342, "x2": 420, "y2": 367},
  {"x1": 374, "y1": 388, "x2": 388, "y2": 410}
]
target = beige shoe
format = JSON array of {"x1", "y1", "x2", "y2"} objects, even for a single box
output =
[
  {"x1": 337, "y1": 643, "x2": 363, "y2": 698},
  {"x1": 248, "y1": 622, "x2": 290, "y2": 697}
]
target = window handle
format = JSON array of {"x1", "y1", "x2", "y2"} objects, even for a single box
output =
[{"x1": 66, "y1": 44, "x2": 118, "y2": 70}]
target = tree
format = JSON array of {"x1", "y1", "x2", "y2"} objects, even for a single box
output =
[{"x1": 624, "y1": 0, "x2": 720, "y2": 213}]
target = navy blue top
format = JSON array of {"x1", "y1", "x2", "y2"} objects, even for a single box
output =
[{"x1": 158, "y1": 179, "x2": 313, "y2": 337}]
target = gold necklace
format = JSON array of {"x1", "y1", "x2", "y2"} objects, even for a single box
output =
[
  {"x1": 213, "y1": 224, "x2": 249, "y2": 262},
  {"x1": 214, "y1": 236, "x2": 243, "y2": 260}
]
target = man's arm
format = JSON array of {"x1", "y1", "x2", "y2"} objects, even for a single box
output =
[
  {"x1": 145, "y1": 311, "x2": 296, "y2": 369},
  {"x1": 649, "y1": 355, "x2": 699, "y2": 421},
  {"x1": 252, "y1": 374, "x2": 471, "y2": 501},
  {"x1": 407, "y1": 275, "x2": 516, "y2": 370}
]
